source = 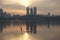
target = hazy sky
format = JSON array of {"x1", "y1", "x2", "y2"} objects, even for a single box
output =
[{"x1": 0, "y1": 0, "x2": 60, "y2": 15}]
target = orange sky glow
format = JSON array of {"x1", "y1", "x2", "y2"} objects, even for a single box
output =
[{"x1": 0, "y1": 0, "x2": 60, "y2": 15}]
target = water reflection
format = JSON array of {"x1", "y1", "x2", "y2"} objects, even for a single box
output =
[
  {"x1": 0, "y1": 22, "x2": 60, "y2": 33},
  {"x1": 0, "y1": 22, "x2": 60, "y2": 40},
  {"x1": 0, "y1": 23, "x2": 7, "y2": 32},
  {"x1": 23, "y1": 32, "x2": 29, "y2": 40},
  {"x1": 26, "y1": 20, "x2": 37, "y2": 34}
]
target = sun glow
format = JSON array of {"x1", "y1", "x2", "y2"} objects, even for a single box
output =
[
  {"x1": 3, "y1": 0, "x2": 30, "y2": 7},
  {"x1": 19, "y1": 0, "x2": 30, "y2": 7}
]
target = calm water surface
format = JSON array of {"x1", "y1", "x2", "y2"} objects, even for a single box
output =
[{"x1": 0, "y1": 23, "x2": 60, "y2": 40}]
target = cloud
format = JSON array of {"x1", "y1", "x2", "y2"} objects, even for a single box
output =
[
  {"x1": 3, "y1": 8, "x2": 26, "y2": 15},
  {"x1": 0, "y1": 0, "x2": 60, "y2": 15}
]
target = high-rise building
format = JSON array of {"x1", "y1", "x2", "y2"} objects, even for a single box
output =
[
  {"x1": 34, "y1": 7, "x2": 37, "y2": 15},
  {"x1": 26, "y1": 7, "x2": 37, "y2": 15},
  {"x1": 26, "y1": 7, "x2": 29, "y2": 15},
  {"x1": 0, "y1": 9, "x2": 3, "y2": 14},
  {"x1": 0, "y1": 9, "x2": 3, "y2": 17},
  {"x1": 48, "y1": 12, "x2": 50, "y2": 16},
  {"x1": 30, "y1": 8, "x2": 33, "y2": 15}
]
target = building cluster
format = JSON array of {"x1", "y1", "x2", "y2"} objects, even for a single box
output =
[
  {"x1": 0, "y1": 9, "x2": 11, "y2": 17},
  {"x1": 26, "y1": 7, "x2": 37, "y2": 15},
  {"x1": 26, "y1": 7, "x2": 55, "y2": 16},
  {"x1": 0, "y1": 9, "x2": 21, "y2": 18},
  {"x1": 0, "y1": 7, "x2": 54, "y2": 18}
]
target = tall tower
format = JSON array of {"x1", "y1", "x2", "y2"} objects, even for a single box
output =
[
  {"x1": 48, "y1": 12, "x2": 50, "y2": 16},
  {"x1": 34, "y1": 7, "x2": 37, "y2": 15},
  {"x1": 30, "y1": 8, "x2": 33, "y2": 15},
  {"x1": 26, "y1": 7, "x2": 29, "y2": 15},
  {"x1": 0, "y1": 9, "x2": 3, "y2": 14}
]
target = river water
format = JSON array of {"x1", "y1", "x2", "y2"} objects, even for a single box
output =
[{"x1": 0, "y1": 22, "x2": 60, "y2": 40}]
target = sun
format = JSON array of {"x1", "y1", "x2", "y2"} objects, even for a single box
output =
[
  {"x1": 4, "y1": 0, "x2": 30, "y2": 7},
  {"x1": 23, "y1": 0, "x2": 29, "y2": 7},
  {"x1": 19, "y1": 0, "x2": 30, "y2": 7}
]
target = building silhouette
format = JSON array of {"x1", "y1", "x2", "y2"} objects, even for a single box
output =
[
  {"x1": 33, "y1": 7, "x2": 37, "y2": 15},
  {"x1": 30, "y1": 8, "x2": 33, "y2": 15},
  {"x1": 48, "y1": 12, "x2": 50, "y2": 16},
  {"x1": 0, "y1": 9, "x2": 3, "y2": 17},
  {"x1": 26, "y1": 7, "x2": 29, "y2": 15},
  {"x1": 0, "y1": 9, "x2": 3, "y2": 14},
  {"x1": 26, "y1": 7, "x2": 37, "y2": 15}
]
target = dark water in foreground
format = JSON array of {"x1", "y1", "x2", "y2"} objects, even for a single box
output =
[{"x1": 0, "y1": 22, "x2": 60, "y2": 40}]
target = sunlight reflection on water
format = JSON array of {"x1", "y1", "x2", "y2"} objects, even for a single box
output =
[
  {"x1": 0, "y1": 23, "x2": 60, "y2": 40},
  {"x1": 23, "y1": 32, "x2": 28, "y2": 40}
]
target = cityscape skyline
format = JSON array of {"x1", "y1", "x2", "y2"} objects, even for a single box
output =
[{"x1": 0, "y1": 0, "x2": 60, "y2": 15}]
